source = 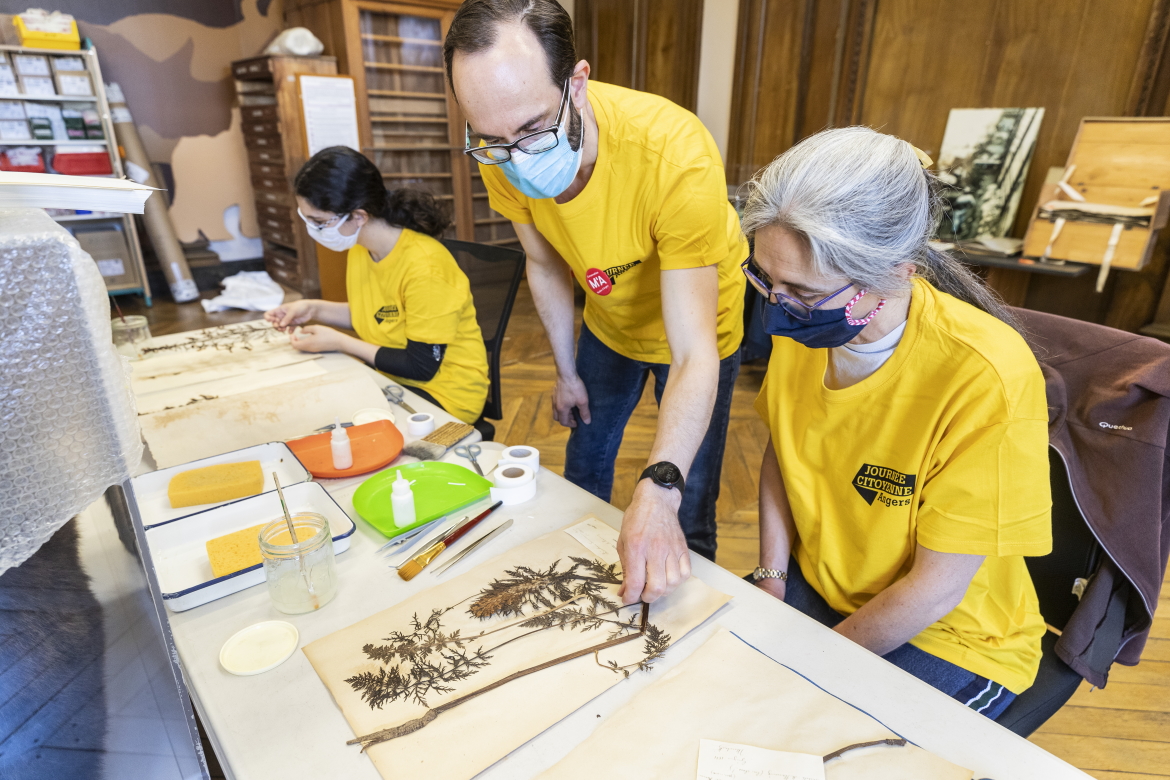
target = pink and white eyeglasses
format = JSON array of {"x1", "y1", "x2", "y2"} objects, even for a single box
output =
[{"x1": 740, "y1": 254, "x2": 886, "y2": 326}]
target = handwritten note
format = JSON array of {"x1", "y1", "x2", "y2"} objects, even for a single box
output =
[
  {"x1": 696, "y1": 739, "x2": 825, "y2": 780},
  {"x1": 564, "y1": 516, "x2": 620, "y2": 564}
]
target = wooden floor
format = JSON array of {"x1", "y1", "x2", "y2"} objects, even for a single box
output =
[{"x1": 117, "y1": 281, "x2": 1170, "y2": 779}]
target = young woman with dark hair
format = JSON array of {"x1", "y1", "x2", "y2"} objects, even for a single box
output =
[{"x1": 264, "y1": 146, "x2": 489, "y2": 424}]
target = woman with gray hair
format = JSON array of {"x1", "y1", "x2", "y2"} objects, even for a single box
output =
[{"x1": 743, "y1": 127, "x2": 1051, "y2": 720}]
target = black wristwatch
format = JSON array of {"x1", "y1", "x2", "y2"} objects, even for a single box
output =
[{"x1": 640, "y1": 461, "x2": 685, "y2": 495}]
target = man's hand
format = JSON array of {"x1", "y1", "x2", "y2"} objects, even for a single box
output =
[
  {"x1": 265, "y1": 299, "x2": 316, "y2": 332},
  {"x1": 552, "y1": 372, "x2": 591, "y2": 428},
  {"x1": 289, "y1": 324, "x2": 345, "y2": 353},
  {"x1": 755, "y1": 577, "x2": 786, "y2": 602},
  {"x1": 617, "y1": 480, "x2": 691, "y2": 604}
]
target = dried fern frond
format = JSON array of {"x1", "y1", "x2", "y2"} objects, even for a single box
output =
[{"x1": 468, "y1": 557, "x2": 623, "y2": 621}]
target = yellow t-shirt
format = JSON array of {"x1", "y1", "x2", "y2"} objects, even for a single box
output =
[
  {"x1": 347, "y1": 230, "x2": 488, "y2": 424},
  {"x1": 754, "y1": 278, "x2": 1052, "y2": 693},
  {"x1": 481, "y1": 81, "x2": 746, "y2": 363}
]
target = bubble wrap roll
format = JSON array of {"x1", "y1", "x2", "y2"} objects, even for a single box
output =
[{"x1": 0, "y1": 209, "x2": 143, "y2": 575}]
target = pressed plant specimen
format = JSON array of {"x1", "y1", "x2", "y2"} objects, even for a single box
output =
[
  {"x1": 140, "y1": 320, "x2": 282, "y2": 355},
  {"x1": 343, "y1": 557, "x2": 669, "y2": 751}
]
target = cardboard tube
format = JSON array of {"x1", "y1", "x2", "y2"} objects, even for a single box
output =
[{"x1": 106, "y1": 83, "x2": 198, "y2": 303}]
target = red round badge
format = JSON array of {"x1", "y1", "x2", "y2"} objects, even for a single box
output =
[{"x1": 585, "y1": 268, "x2": 612, "y2": 296}]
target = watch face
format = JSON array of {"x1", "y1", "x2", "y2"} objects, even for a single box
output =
[{"x1": 656, "y1": 463, "x2": 681, "y2": 484}]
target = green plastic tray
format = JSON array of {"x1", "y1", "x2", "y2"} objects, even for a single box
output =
[{"x1": 352, "y1": 461, "x2": 492, "y2": 538}]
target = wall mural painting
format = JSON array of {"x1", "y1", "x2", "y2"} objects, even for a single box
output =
[{"x1": 0, "y1": 0, "x2": 283, "y2": 245}]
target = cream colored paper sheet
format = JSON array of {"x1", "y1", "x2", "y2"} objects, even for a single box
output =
[
  {"x1": 303, "y1": 520, "x2": 731, "y2": 780},
  {"x1": 139, "y1": 367, "x2": 391, "y2": 468},
  {"x1": 538, "y1": 629, "x2": 972, "y2": 780}
]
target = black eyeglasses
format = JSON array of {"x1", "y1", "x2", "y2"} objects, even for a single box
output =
[
  {"x1": 740, "y1": 254, "x2": 852, "y2": 321},
  {"x1": 463, "y1": 80, "x2": 571, "y2": 165}
]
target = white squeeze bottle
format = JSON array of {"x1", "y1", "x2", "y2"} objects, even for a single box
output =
[
  {"x1": 330, "y1": 416, "x2": 353, "y2": 470},
  {"x1": 391, "y1": 470, "x2": 416, "y2": 528}
]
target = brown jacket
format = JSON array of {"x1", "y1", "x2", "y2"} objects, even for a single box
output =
[{"x1": 1016, "y1": 308, "x2": 1170, "y2": 687}]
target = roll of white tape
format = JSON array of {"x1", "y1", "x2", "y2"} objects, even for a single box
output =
[
  {"x1": 498, "y1": 445, "x2": 539, "y2": 471},
  {"x1": 407, "y1": 412, "x2": 435, "y2": 436},
  {"x1": 491, "y1": 463, "x2": 537, "y2": 505},
  {"x1": 492, "y1": 463, "x2": 534, "y2": 488}
]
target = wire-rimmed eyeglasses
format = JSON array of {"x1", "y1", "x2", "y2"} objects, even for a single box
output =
[
  {"x1": 740, "y1": 253, "x2": 853, "y2": 321},
  {"x1": 463, "y1": 80, "x2": 571, "y2": 165}
]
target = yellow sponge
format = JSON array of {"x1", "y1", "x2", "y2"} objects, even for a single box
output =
[
  {"x1": 205, "y1": 521, "x2": 307, "y2": 579},
  {"x1": 168, "y1": 460, "x2": 263, "y2": 508},
  {"x1": 206, "y1": 522, "x2": 268, "y2": 578}
]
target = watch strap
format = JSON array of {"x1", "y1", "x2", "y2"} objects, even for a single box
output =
[{"x1": 751, "y1": 566, "x2": 788, "y2": 583}]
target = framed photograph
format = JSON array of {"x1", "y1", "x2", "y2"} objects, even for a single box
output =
[{"x1": 935, "y1": 107, "x2": 1045, "y2": 241}]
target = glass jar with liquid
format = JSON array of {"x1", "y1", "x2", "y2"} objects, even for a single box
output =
[
  {"x1": 111, "y1": 315, "x2": 152, "y2": 360},
  {"x1": 259, "y1": 513, "x2": 337, "y2": 614}
]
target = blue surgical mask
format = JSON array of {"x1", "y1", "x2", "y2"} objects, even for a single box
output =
[
  {"x1": 500, "y1": 111, "x2": 585, "y2": 199},
  {"x1": 761, "y1": 302, "x2": 869, "y2": 349}
]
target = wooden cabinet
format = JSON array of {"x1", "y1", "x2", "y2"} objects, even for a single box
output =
[
  {"x1": 285, "y1": 0, "x2": 519, "y2": 247},
  {"x1": 574, "y1": 0, "x2": 704, "y2": 113},
  {"x1": 232, "y1": 54, "x2": 339, "y2": 298}
]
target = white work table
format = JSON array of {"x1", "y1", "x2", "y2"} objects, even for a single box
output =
[{"x1": 128, "y1": 346, "x2": 1089, "y2": 780}]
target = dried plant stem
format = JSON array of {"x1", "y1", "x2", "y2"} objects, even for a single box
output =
[
  {"x1": 348, "y1": 603, "x2": 651, "y2": 751},
  {"x1": 822, "y1": 738, "x2": 907, "y2": 763}
]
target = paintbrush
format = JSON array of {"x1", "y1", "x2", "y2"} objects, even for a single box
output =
[{"x1": 398, "y1": 501, "x2": 502, "y2": 581}]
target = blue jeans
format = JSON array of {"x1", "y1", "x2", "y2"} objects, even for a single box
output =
[
  {"x1": 779, "y1": 557, "x2": 1018, "y2": 720},
  {"x1": 563, "y1": 324, "x2": 740, "y2": 560}
]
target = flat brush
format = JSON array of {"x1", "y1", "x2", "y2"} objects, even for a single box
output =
[{"x1": 398, "y1": 501, "x2": 502, "y2": 581}]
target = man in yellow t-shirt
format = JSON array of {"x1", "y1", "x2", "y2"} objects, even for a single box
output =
[{"x1": 444, "y1": 0, "x2": 747, "y2": 606}]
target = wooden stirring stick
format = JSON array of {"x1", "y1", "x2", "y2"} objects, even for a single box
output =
[{"x1": 273, "y1": 473, "x2": 299, "y2": 544}]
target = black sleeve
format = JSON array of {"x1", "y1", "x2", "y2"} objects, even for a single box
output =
[{"x1": 374, "y1": 340, "x2": 447, "y2": 382}]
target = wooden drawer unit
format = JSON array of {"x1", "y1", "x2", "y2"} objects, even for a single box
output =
[
  {"x1": 264, "y1": 245, "x2": 302, "y2": 290},
  {"x1": 250, "y1": 161, "x2": 285, "y2": 180},
  {"x1": 255, "y1": 188, "x2": 295, "y2": 208},
  {"x1": 243, "y1": 132, "x2": 283, "y2": 152},
  {"x1": 233, "y1": 53, "x2": 338, "y2": 298},
  {"x1": 251, "y1": 173, "x2": 289, "y2": 195},
  {"x1": 256, "y1": 201, "x2": 296, "y2": 223},
  {"x1": 245, "y1": 119, "x2": 282, "y2": 138},
  {"x1": 248, "y1": 147, "x2": 284, "y2": 166},
  {"x1": 241, "y1": 104, "x2": 278, "y2": 123}
]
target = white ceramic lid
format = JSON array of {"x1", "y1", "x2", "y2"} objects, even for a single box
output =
[
  {"x1": 219, "y1": 621, "x2": 300, "y2": 676},
  {"x1": 352, "y1": 407, "x2": 396, "y2": 426}
]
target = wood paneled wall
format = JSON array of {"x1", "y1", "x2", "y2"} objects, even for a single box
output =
[
  {"x1": 726, "y1": 0, "x2": 1170, "y2": 331},
  {"x1": 575, "y1": 0, "x2": 704, "y2": 112}
]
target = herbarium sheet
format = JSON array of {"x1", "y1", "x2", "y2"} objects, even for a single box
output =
[
  {"x1": 539, "y1": 629, "x2": 973, "y2": 780},
  {"x1": 303, "y1": 519, "x2": 731, "y2": 780}
]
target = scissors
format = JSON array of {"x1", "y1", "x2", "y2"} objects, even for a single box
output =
[
  {"x1": 383, "y1": 384, "x2": 416, "y2": 414},
  {"x1": 454, "y1": 444, "x2": 483, "y2": 475}
]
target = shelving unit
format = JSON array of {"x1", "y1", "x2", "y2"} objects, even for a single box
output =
[
  {"x1": 0, "y1": 42, "x2": 150, "y2": 305},
  {"x1": 285, "y1": 0, "x2": 521, "y2": 248},
  {"x1": 231, "y1": 54, "x2": 339, "y2": 298}
]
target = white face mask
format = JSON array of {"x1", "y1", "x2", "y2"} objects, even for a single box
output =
[{"x1": 297, "y1": 208, "x2": 360, "y2": 252}]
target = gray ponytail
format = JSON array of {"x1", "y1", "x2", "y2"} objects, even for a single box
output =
[{"x1": 741, "y1": 127, "x2": 1019, "y2": 330}]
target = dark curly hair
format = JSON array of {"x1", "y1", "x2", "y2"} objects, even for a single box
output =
[{"x1": 294, "y1": 146, "x2": 450, "y2": 238}]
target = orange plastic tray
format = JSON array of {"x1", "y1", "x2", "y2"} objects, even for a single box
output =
[{"x1": 286, "y1": 420, "x2": 404, "y2": 479}]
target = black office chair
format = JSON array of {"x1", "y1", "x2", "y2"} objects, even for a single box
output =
[
  {"x1": 441, "y1": 239, "x2": 526, "y2": 441},
  {"x1": 995, "y1": 447, "x2": 1126, "y2": 736}
]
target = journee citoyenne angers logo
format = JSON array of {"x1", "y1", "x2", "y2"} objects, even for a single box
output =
[
  {"x1": 374, "y1": 305, "x2": 400, "y2": 324},
  {"x1": 853, "y1": 464, "x2": 917, "y2": 507}
]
